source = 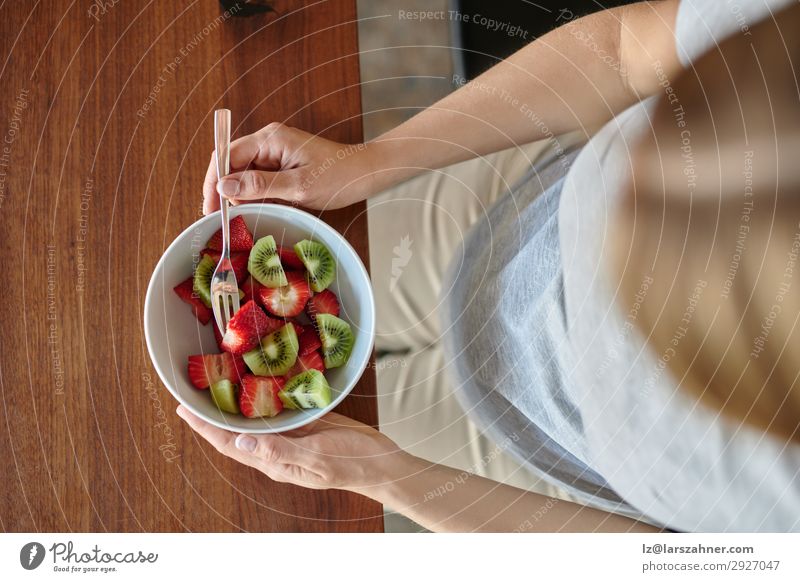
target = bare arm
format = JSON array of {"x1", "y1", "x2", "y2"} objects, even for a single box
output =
[
  {"x1": 365, "y1": 0, "x2": 682, "y2": 192},
  {"x1": 203, "y1": 1, "x2": 682, "y2": 211},
  {"x1": 365, "y1": 454, "x2": 659, "y2": 532}
]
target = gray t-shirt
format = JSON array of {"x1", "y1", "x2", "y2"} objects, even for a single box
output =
[{"x1": 441, "y1": 0, "x2": 800, "y2": 530}]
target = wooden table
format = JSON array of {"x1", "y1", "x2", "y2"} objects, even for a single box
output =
[{"x1": 0, "y1": 0, "x2": 382, "y2": 532}]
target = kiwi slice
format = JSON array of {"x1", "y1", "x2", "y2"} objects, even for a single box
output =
[
  {"x1": 316, "y1": 314, "x2": 354, "y2": 369},
  {"x1": 248, "y1": 235, "x2": 288, "y2": 288},
  {"x1": 294, "y1": 240, "x2": 335, "y2": 292},
  {"x1": 210, "y1": 379, "x2": 239, "y2": 414},
  {"x1": 193, "y1": 254, "x2": 216, "y2": 307},
  {"x1": 243, "y1": 323, "x2": 299, "y2": 376},
  {"x1": 279, "y1": 369, "x2": 332, "y2": 409}
]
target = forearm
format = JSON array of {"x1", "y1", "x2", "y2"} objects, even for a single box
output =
[
  {"x1": 363, "y1": 1, "x2": 679, "y2": 194},
  {"x1": 359, "y1": 453, "x2": 658, "y2": 532}
]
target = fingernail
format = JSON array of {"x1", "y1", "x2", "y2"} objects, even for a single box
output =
[
  {"x1": 235, "y1": 434, "x2": 257, "y2": 452},
  {"x1": 217, "y1": 179, "x2": 238, "y2": 197}
]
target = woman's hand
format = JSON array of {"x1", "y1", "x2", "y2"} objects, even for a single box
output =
[
  {"x1": 176, "y1": 405, "x2": 412, "y2": 493},
  {"x1": 202, "y1": 123, "x2": 381, "y2": 214}
]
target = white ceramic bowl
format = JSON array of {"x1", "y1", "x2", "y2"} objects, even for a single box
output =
[{"x1": 144, "y1": 204, "x2": 375, "y2": 433}]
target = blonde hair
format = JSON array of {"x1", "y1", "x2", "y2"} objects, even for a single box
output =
[{"x1": 613, "y1": 3, "x2": 800, "y2": 442}]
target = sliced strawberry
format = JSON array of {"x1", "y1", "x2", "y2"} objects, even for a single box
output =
[
  {"x1": 220, "y1": 300, "x2": 274, "y2": 354},
  {"x1": 200, "y1": 249, "x2": 249, "y2": 283},
  {"x1": 305, "y1": 289, "x2": 340, "y2": 318},
  {"x1": 258, "y1": 271, "x2": 311, "y2": 318},
  {"x1": 265, "y1": 316, "x2": 289, "y2": 335},
  {"x1": 174, "y1": 277, "x2": 212, "y2": 325},
  {"x1": 187, "y1": 352, "x2": 246, "y2": 389},
  {"x1": 298, "y1": 326, "x2": 322, "y2": 356},
  {"x1": 206, "y1": 215, "x2": 254, "y2": 252},
  {"x1": 290, "y1": 321, "x2": 305, "y2": 337},
  {"x1": 229, "y1": 253, "x2": 250, "y2": 283},
  {"x1": 240, "y1": 276, "x2": 265, "y2": 305},
  {"x1": 285, "y1": 351, "x2": 325, "y2": 379},
  {"x1": 278, "y1": 245, "x2": 305, "y2": 270},
  {"x1": 239, "y1": 374, "x2": 284, "y2": 418}
]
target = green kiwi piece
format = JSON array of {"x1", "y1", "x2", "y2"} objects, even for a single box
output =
[
  {"x1": 248, "y1": 235, "x2": 288, "y2": 288},
  {"x1": 210, "y1": 379, "x2": 239, "y2": 414},
  {"x1": 316, "y1": 314, "x2": 354, "y2": 369},
  {"x1": 243, "y1": 323, "x2": 299, "y2": 376},
  {"x1": 193, "y1": 254, "x2": 216, "y2": 307},
  {"x1": 293, "y1": 240, "x2": 336, "y2": 292},
  {"x1": 279, "y1": 369, "x2": 332, "y2": 409}
]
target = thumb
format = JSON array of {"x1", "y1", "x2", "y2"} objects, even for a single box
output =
[
  {"x1": 234, "y1": 433, "x2": 292, "y2": 465},
  {"x1": 216, "y1": 169, "x2": 297, "y2": 202}
]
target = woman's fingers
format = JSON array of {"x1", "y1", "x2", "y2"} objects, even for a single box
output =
[
  {"x1": 201, "y1": 124, "x2": 287, "y2": 215},
  {"x1": 233, "y1": 433, "x2": 289, "y2": 465},
  {"x1": 177, "y1": 405, "x2": 237, "y2": 453},
  {"x1": 176, "y1": 406, "x2": 394, "y2": 490},
  {"x1": 176, "y1": 405, "x2": 293, "y2": 468},
  {"x1": 227, "y1": 131, "x2": 267, "y2": 169},
  {"x1": 216, "y1": 169, "x2": 299, "y2": 204}
]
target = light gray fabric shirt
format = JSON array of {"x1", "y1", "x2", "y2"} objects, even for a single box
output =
[{"x1": 441, "y1": 0, "x2": 800, "y2": 531}]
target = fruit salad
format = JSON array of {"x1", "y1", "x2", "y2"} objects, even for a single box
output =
[{"x1": 174, "y1": 216, "x2": 355, "y2": 418}]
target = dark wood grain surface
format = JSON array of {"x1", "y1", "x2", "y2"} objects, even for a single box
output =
[{"x1": 0, "y1": 0, "x2": 382, "y2": 532}]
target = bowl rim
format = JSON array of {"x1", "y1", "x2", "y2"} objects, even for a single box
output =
[{"x1": 143, "y1": 203, "x2": 376, "y2": 433}]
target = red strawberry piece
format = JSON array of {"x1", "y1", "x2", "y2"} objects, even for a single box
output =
[
  {"x1": 305, "y1": 289, "x2": 340, "y2": 318},
  {"x1": 206, "y1": 215, "x2": 254, "y2": 252},
  {"x1": 298, "y1": 326, "x2": 322, "y2": 356},
  {"x1": 290, "y1": 321, "x2": 304, "y2": 337},
  {"x1": 265, "y1": 316, "x2": 289, "y2": 335},
  {"x1": 187, "y1": 352, "x2": 246, "y2": 389},
  {"x1": 285, "y1": 351, "x2": 325, "y2": 379},
  {"x1": 200, "y1": 249, "x2": 249, "y2": 283},
  {"x1": 220, "y1": 300, "x2": 273, "y2": 354},
  {"x1": 278, "y1": 245, "x2": 305, "y2": 270},
  {"x1": 173, "y1": 277, "x2": 212, "y2": 325},
  {"x1": 231, "y1": 253, "x2": 250, "y2": 282},
  {"x1": 239, "y1": 374, "x2": 284, "y2": 418},
  {"x1": 258, "y1": 271, "x2": 311, "y2": 317},
  {"x1": 240, "y1": 276, "x2": 264, "y2": 305}
]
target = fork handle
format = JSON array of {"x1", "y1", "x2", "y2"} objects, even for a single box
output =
[{"x1": 214, "y1": 109, "x2": 232, "y2": 256}]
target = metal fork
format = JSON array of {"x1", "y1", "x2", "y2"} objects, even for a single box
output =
[{"x1": 210, "y1": 108, "x2": 240, "y2": 335}]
